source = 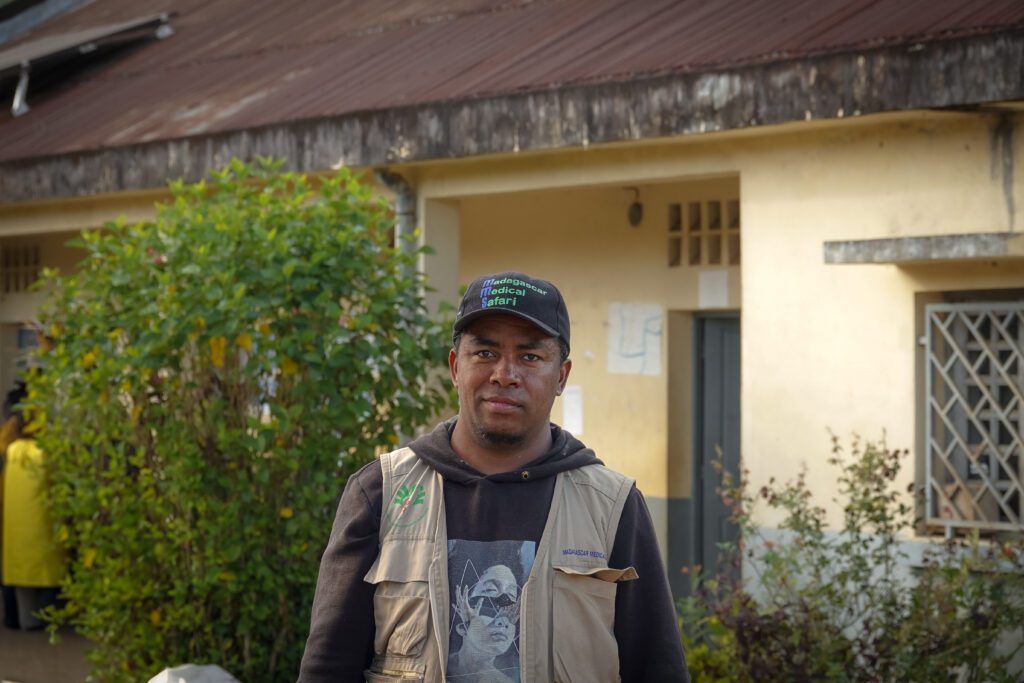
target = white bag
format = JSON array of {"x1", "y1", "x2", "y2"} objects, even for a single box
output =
[{"x1": 147, "y1": 664, "x2": 240, "y2": 683}]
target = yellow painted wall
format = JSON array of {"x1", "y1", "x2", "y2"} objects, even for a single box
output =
[
  {"x1": 738, "y1": 114, "x2": 1023, "y2": 529},
  {"x1": 418, "y1": 109, "x2": 1024, "y2": 536},
  {"x1": 0, "y1": 191, "x2": 163, "y2": 237}
]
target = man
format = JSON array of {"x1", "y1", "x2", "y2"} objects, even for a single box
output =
[{"x1": 298, "y1": 272, "x2": 688, "y2": 682}]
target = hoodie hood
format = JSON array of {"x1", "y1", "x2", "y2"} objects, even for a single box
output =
[{"x1": 408, "y1": 418, "x2": 601, "y2": 484}]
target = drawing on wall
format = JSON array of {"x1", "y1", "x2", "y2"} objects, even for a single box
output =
[{"x1": 607, "y1": 303, "x2": 662, "y2": 376}]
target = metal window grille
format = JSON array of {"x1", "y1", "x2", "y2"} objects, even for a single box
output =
[
  {"x1": 0, "y1": 244, "x2": 41, "y2": 294},
  {"x1": 925, "y1": 302, "x2": 1024, "y2": 532}
]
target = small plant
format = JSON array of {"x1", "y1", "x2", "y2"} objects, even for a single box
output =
[
  {"x1": 29, "y1": 158, "x2": 453, "y2": 682},
  {"x1": 680, "y1": 436, "x2": 1024, "y2": 682}
]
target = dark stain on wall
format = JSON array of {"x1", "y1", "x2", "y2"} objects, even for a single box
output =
[{"x1": 990, "y1": 113, "x2": 1017, "y2": 231}]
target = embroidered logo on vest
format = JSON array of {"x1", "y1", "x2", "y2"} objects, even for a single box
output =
[
  {"x1": 561, "y1": 548, "x2": 607, "y2": 559},
  {"x1": 388, "y1": 484, "x2": 427, "y2": 527}
]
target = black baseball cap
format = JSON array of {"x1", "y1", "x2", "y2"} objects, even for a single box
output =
[{"x1": 454, "y1": 272, "x2": 570, "y2": 352}]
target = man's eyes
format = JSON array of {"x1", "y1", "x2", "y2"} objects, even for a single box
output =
[{"x1": 472, "y1": 350, "x2": 544, "y2": 362}]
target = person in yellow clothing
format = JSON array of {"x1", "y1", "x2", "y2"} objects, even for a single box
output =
[
  {"x1": 0, "y1": 381, "x2": 27, "y2": 629},
  {"x1": 2, "y1": 394, "x2": 65, "y2": 630}
]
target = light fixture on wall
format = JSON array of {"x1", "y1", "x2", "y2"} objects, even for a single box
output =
[{"x1": 625, "y1": 187, "x2": 643, "y2": 227}]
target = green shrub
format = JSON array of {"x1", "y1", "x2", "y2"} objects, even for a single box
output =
[
  {"x1": 29, "y1": 159, "x2": 453, "y2": 682},
  {"x1": 680, "y1": 437, "x2": 1024, "y2": 683}
]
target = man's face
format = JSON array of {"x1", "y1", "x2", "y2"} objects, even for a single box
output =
[{"x1": 449, "y1": 314, "x2": 571, "y2": 449}]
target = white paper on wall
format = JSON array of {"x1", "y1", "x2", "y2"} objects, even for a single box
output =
[
  {"x1": 561, "y1": 384, "x2": 583, "y2": 435},
  {"x1": 698, "y1": 270, "x2": 729, "y2": 309},
  {"x1": 607, "y1": 303, "x2": 663, "y2": 376}
]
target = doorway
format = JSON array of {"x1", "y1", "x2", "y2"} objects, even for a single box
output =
[{"x1": 694, "y1": 316, "x2": 741, "y2": 579}]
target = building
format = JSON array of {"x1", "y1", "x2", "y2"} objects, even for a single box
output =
[{"x1": 1, "y1": 0, "x2": 1023, "y2": 606}]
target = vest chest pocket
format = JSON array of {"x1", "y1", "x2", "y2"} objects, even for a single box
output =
[
  {"x1": 370, "y1": 580, "x2": 429, "y2": 657},
  {"x1": 364, "y1": 540, "x2": 433, "y2": 678},
  {"x1": 551, "y1": 565, "x2": 638, "y2": 683}
]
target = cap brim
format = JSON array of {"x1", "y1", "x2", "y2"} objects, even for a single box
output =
[{"x1": 453, "y1": 307, "x2": 561, "y2": 339}]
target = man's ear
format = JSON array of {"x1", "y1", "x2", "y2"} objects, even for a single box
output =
[
  {"x1": 449, "y1": 348, "x2": 459, "y2": 385},
  {"x1": 555, "y1": 359, "x2": 572, "y2": 395}
]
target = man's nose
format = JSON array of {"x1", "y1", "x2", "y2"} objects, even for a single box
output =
[{"x1": 490, "y1": 356, "x2": 520, "y2": 385}]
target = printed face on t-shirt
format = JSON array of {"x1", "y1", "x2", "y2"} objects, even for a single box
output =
[
  {"x1": 448, "y1": 539, "x2": 536, "y2": 682},
  {"x1": 458, "y1": 565, "x2": 518, "y2": 655}
]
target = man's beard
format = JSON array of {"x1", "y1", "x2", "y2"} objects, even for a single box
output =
[{"x1": 477, "y1": 426, "x2": 525, "y2": 447}]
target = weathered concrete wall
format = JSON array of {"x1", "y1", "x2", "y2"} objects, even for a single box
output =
[{"x1": 2, "y1": 31, "x2": 1023, "y2": 202}]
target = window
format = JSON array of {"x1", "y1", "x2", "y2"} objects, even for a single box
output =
[
  {"x1": 0, "y1": 243, "x2": 41, "y2": 294},
  {"x1": 925, "y1": 300, "x2": 1024, "y2": 533},
  {"x1": 668, "y1": 199, "x2": 740, "y2": 268}
]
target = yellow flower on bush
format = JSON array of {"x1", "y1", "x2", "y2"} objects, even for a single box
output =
[
  {"x1": 235, "y1": 333, "x2": 253, "y2": 353},
  {"x1": 82, "y1": 548, "x2": 97, "y2": 569},
  {"x1": 209, "y1": 336, "x2": 227, "y2": 368},
  {"x1": 279, "y1": 507, "x2": 294, "y2": 519},
  {"x1": 280, "y1": 357, "x2": 298, "y2": 376},
  {"x1": 149, "y1": 609, "x2": 161, "y2": 626},
  {"x1": 79, "y1": 347, "x2": 99, "y2": 369}
]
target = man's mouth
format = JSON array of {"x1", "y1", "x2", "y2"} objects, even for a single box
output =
[{"x1": 482, "y1": 397, "x2": 522, "y2": 412}]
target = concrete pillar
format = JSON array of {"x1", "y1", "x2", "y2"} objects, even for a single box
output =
[{"x1": 418, "y1": 197, "x2": 461, "y2": 317}]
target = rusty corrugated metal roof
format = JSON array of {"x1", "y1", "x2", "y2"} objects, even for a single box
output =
[{"x1": 0, "y1": 0, "x2": 1022, "y2": 163}]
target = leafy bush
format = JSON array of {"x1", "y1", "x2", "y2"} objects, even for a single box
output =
[
  {"x1": 680, "y1": 437, "x2": 1024, "y2": 683},
  {"x1": 28, "y1": 159, "x2": 453, "y2": 682}
]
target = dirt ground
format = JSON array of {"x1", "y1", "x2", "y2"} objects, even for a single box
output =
[{"x1": 0, "y1": 625, "x2": 91, "y2": 683}]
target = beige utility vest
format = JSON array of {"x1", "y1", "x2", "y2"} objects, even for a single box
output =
[{"x1": 363, "y1": 447, "x2": 637, "y2": 683}]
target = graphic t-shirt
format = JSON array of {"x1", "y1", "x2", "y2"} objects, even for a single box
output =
[{"x1": 446, "y1": 539, "x2": 536, "y2": 682}]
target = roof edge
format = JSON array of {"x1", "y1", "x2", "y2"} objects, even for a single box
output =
[{"x1": 2, "y1": 30, "x2": 1023, "y2": 203}]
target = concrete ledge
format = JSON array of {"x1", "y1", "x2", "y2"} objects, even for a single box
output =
[{"x1": 823, "y1": 232, "x2": 1024, "y2": 264}]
